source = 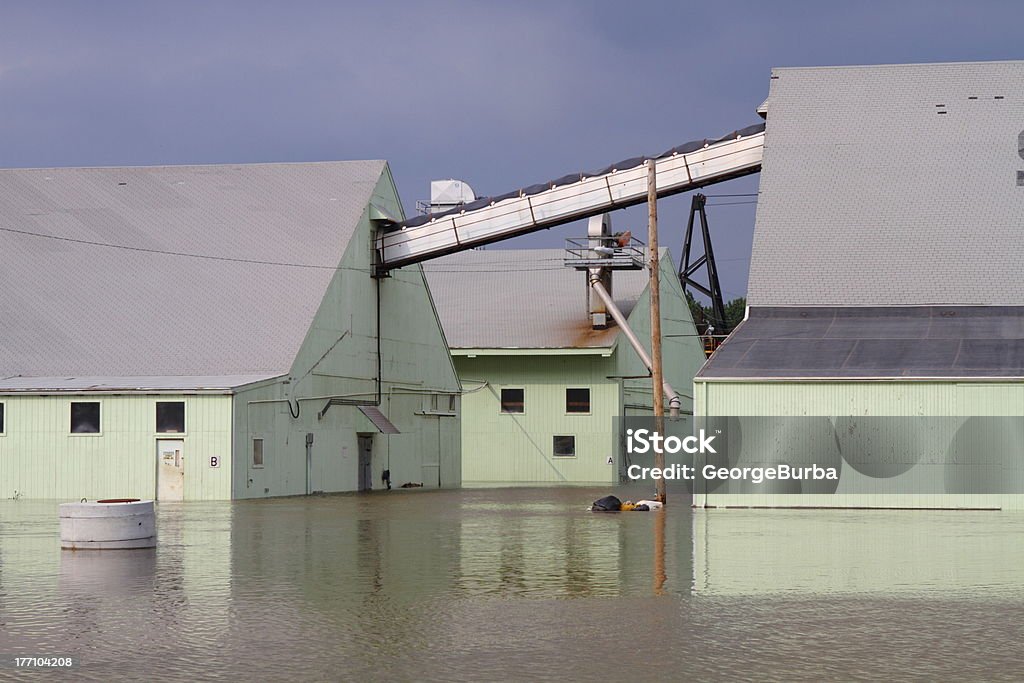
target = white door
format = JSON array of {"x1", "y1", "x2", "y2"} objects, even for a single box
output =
[{"x1": 157, "y1": 439, "x2": 185, "y2": 501}]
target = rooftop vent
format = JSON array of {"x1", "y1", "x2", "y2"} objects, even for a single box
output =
[{"x1": 416, "y1": 179, "x2": 476, "y2": 216}]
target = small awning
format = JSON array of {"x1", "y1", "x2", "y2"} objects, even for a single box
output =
[
  {"x1": 368, "y1": 203, "x2": 401, "y2": 223},
  {"x1": 358, "y1": 405, "x2": 400, "y2": 434}
]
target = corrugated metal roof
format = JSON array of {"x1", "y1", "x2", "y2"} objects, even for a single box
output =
[
  {"x1": 748, "y1": 61, "x2": 1024, "y2": 307},
  {"x1": 0, "y1": 161, "x2": 385, "y2": 378},
  {"x1": 698, "y1": 306, "x2": 1024, "y2": 379},
  {"x1": 0, "y1": 374, "x2": 278, "y2": 392},
  {"x1": 423, "y1": 249, "x2": 659, "y2": 349}
]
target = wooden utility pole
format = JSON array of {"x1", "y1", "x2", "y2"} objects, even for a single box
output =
[{"x1": 648, "y1": 159, "x2": 666, "y2": 505}]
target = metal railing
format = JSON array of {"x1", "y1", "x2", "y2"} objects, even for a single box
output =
[
  {"x1": 564, "y1": 235, "x2": 646, "y2": 270},
  {"x1": 702, "y1": 334, "x2": 730, "y2": 357}
]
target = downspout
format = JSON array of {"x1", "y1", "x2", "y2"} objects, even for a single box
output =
[
  {"x1": 375, "y1": 275, "x2": 383, "y2": 405},
  {"x1": 589, "y1": 272, "x2": 680, "y2": 417}
]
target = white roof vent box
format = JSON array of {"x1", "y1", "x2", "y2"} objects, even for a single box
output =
[
  {"x1": 431, "y1": 179, "x2": 476, "y2": 206},
  {"x1": 418, "y1": 179, "x2": 477, "y2": 216}
]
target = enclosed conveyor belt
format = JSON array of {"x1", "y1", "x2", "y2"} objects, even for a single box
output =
[{"x1": 376, "y1": 123, "x2": 764, "y2": 269}]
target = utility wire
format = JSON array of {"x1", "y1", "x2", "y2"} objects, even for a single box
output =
[
  {"x1": 0, "y1": 225, "x2": 356, "y2": 271},
  {"x1": 1, "y1": 222, "x2": 748, "y2": 277},
  {"x1": 0, "y1": 224, "x2": 618, "y2": 273}
]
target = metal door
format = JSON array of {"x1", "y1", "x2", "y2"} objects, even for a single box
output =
[
  {"x1": 357, "y1": 434, "x2": 373, "y2": 491},
  {"x1": 157, "y1": 439, "x2": 185, "y2": 501}
]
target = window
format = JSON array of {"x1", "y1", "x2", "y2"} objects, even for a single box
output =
[
  {"x1": 252, "y1": 438, "x2": 264, "y2": 468},
  {"x1": 566, "y1": 388, "x2": 591, "y2": 414},
  {"x1": 553, "y1": 435, "x2": 576, "y2": 457},
  {"x1": 70, "y1": 402, "x2": 100, "y2": 434},
  {"x1": 156, "y1": 401, "x2": 186, "y2": 433},
  {"x1": 0, "y1": 402, "x2": 4, "y2": 434},
  {"x1": 426, "y1": 394, "x2": 457, "y2": 415},
  {"x1": 500, "y1": 388, "x2": 525, "y2": 414}
]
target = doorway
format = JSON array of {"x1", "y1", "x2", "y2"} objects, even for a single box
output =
[
  {"x1": 357, "y1": 434, "x2": 373, "y2": 491},
  {"x1": 157, "y1": 439, "x2": 185, "y2": 501}
]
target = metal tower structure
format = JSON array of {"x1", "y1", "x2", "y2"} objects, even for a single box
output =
[{"x1": 679, "y1": 193, "x2": 728, "y2": 333}]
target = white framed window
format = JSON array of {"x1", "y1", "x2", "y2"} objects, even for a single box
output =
[
  {"x1": 500, "y1": 388, "x2": 525, "y2": 414},
  {"x1": 0, "y1": 401, "x2": 5, "y2": 435},
  {"x1": 70, "y1": 401, "x2": 101, "y2": 434},
  {"x1": 553, "y1": 435, "x2": 576, "y2": 458},
  {"x1": 565, "y1": 387, "x2": 591, "y2": 414},
  {"x1": 423, "y1": 394, "x2": 457, "y2": 416},
  {"x1": 252, "y1": 438, "x2": 265, "y2": 468},
  {"x1": 156, "y1": 401, "x2": 186, "y2": 433}
]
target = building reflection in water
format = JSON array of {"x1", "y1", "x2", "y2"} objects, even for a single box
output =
[
  {"x1": 6, "y1": 492, "x2": 1024, "y2": 680},
  {"x1": 691, "y1": 507, "x2": 1024, "y2": 596}
]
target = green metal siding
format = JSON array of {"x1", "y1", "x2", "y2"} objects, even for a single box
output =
[
  {"x1": 694, "y1": 380, "x2": 1024, "y2": 509},
  {"x1": 456, "y1": 254, "x2": 707, "y2": 486},
  {"x1": 233, "y1": 166, "x2": 461, "y2": 499},
  {"x1": 457, "y1": 354, "x2": 620, "y2": 485},
  {"x1": 0, "y1": 394, "x2": 232, "y2": 500}
]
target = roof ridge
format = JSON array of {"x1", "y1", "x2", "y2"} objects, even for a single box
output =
[
  {"x1": 772, "y1": 59, "x2": 1024, "y2": 72},
  {"x1": 0, "y1": 159, "x2": 387, "y2": 173}
]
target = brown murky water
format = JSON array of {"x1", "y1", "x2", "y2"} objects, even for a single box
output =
[{"x1": 2, "y1": 487, "x2": 1024, "y2": 681}]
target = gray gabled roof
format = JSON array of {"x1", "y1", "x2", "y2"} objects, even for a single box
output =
[
  {"x1": 0, "y1": 160, "x2": 386, "y2": 384},
  {"x1": 748, "y1": 60, "x2": 1024, "y2": 307},
  {"x1": 423, "y1": 248, "x2": 657, "y2": 349}
]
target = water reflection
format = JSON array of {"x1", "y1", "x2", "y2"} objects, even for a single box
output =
[
  {"x1": 60, "y1": 548, "x2": 158, "y2": 595},
  {"x1": 3, "y1": 491, "x2": 1024, "y2": 680},
  {"x1": 691, "y1": 508, "x2": 1024, "y2": 596}
]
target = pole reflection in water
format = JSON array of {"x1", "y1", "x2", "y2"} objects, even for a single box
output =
[{"x1": 653, "y1": 509, "x2": 666, "y2": 595}]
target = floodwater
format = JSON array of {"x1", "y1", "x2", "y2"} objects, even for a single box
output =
[{"x1": 3, "y1": 487, "x2": 1024, "y2": 682}]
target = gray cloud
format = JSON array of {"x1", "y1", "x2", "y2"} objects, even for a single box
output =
[{"x1": 1, "y1": 0, "x2": 1022, "y2": 298}]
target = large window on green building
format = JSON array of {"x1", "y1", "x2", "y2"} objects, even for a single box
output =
[
  {"x1": 500, "y1": 388, "x2": 525, "y2": 414},
  {"x1": 566, "y1": 388, "x2": 591, "y2": 414},
  {"x1": 70, "y1": 402, "x2": 100, "y2": 434},
  {"x1": 156, "y1": 401, "x2": 186, "y2": 433}
]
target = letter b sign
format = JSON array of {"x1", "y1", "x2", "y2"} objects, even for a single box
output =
[{"x1": 209, "y1": 456, "x2": 220, "y2": 468}]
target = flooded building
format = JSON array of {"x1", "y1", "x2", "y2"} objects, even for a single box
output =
[
  {"x1": 695, "y1": 61, "x2": 1024, "y2": 508},
  {"x1": 0, "y1": 161, "x2": 460, "y2": 500},
  {"x1": 425, "y1": 248, "x2": 706, "y2": 486}
]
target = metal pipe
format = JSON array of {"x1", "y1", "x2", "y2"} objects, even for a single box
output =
[{"x1": 588, "y1": 274, "x2": 680, "y2": 416}]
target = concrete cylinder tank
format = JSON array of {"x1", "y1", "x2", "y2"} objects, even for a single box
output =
[{"x1": 59, "y1": 499, "x2": 157, "y2": 550}]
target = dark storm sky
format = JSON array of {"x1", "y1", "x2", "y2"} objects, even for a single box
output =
[{"x1": 2, "y1": 1, "x2": 1021, "y2": 299}]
